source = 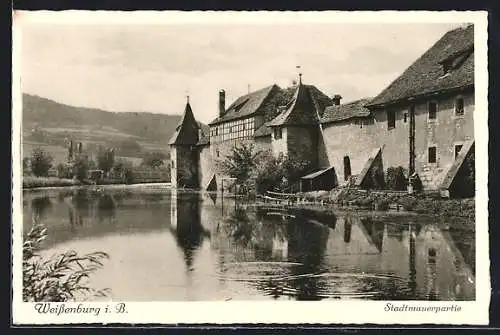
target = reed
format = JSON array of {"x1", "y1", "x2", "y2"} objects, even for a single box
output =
[{"x1": 23, "y1": 223, "x2": 110, "y2": 302}]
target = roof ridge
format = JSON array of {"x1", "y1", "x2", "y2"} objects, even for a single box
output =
[
  {"x1": 366, "y1": 25, "x2": 474, "y2": 108},
  {"x1": 209, "y1": 84, "x2": 280, "y2": 125}
]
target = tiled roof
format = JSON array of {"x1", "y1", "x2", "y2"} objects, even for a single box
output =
[
  {"x1": 268, "y1": 83, "x2": 333, "y2": 127},
  {"x1": 208, "y1": 85, "x2": 279, "y2": 125},
  {"x1": 168, "y1": 102, "x2": 200, "y2": 145},
  {"x1": 196, "y1": 122, "x2": 210, "y2": 146},
  {"x1": 367, "y1": 24, "x2": 474, "y2": 108},
  {"x1": 253, "y1": 121, "x2": 273, "y2": 138},
  {"x1": 320, "y1": 98, "x2": 372, "y2": 124}
]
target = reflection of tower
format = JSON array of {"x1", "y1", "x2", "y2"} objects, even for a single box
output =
[
  {"x1": 408, "y1": 223, "x2": 417, "y2": 297},
  {"x1": 169, "y1": 190, "x2": 209, "y2": 271},
  {"x1": 426, "y1": 247, "x2": 438, "y2": 300}
]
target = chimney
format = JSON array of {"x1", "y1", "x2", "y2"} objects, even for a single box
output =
[
  {"x1": 219, "y1": 89, "x2": 226, "y2": 117},
  {"x1": 332, "y1": 94, "x2": 342, "y2": 106}
]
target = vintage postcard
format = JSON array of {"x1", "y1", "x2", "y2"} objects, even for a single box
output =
[{"x1": 12, "y1": 10, "x2": 489, "y2": 325}]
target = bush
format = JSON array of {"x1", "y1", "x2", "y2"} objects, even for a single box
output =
[
  {"x1": 96, "y1": 147, "x2": 115, "y2": 174},
  {"x1": 399, "y1": 196, "x2": 418, "y2": 211},
  {"x1": 30, "y1": 148, "x2": 53, "y2": 177},
  {"x1": 374, "y1": 198, "x2": 390, "y2": 211},
  {"x1": 358, "y1": 195, "x2": 375, "y2": 208},
  {"x1": 56, "y1": 163, "x2": 73, "y2": 179},
  {"x1": 23, "y1": 223, "x2": 110, "y2": 302},
  {"x1": 386, "y1": 166, "x2": 407, "y2": 191},
  {"x1": 122, "y1": 167, "x2": 134, "y2": 184},
  {"x1": 141, "y1": 151, "x2": 167, "y2": 169}
]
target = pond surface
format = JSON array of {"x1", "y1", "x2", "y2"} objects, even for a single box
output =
[{"x1": 23, "y1": 187, "x2": 475, "y2": 301}]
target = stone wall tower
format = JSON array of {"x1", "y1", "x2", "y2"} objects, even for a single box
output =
[{"x1": 168, "y1": 98, "x2": 200, "y2": 188}]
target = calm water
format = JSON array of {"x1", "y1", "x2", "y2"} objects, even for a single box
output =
[{"x1": 23, "y1": 187, "x2": 475, "y2": 301}]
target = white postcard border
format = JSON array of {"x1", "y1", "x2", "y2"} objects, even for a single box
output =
[{"x1": 11, "y1": 10, "x2": 490, "y2": 325}]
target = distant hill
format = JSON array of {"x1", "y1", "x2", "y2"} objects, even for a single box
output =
[{"x1": 22, "y1": 93, "x2": 182, "y2": 144}]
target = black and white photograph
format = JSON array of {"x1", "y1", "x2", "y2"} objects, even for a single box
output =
[{"x1": 11, "y1": 10, "x2": 489, "y2": 325}]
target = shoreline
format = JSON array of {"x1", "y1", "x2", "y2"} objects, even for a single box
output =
[
  {"x1": 23, "y1": 181, "x2": 171, "y2": 192},
  {"x1": 22, "y1": 183, "x2": 475, "y2": 230}
]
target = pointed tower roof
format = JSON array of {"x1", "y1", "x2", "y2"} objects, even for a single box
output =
[
  {"x1": 168, "y1": 100, "x2": 200, "y2": 145},
  {"x1": 268, "y1": 80, "x2": 322, "y2": 127}
]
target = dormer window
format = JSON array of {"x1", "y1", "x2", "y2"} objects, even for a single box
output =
[
  {"x1": 442, "y1": 59, "x2": 453, "y2": 74},
  {"x1": 439, "y1": 46, "x2": 473, "y2": 75}
]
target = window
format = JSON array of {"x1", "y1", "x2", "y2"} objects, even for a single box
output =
[
  {"x1": 218, "y1": 117, "x2": 254, "y2": 142},
  {"x1": 387, "y1": 110, "x2": 396, "y2": 130},
  {"x1": 428, "y1": 101, "x2": 437, "y2": 120},
  {"x1": 355, "y1": 119, "x2": 364, "y2": 128},
  {"x1": 455, "y1": 144, "x2": 463, "y2": 158},
  {"x1": 442, "y1": 60, "x2": 453, "y2": 74},
  {"x1": 455, "y1": 97, "x2": 465, "y2": 116},
  {"x1": 403, "y1": 112, "x2": 408, "y2": 123},
  {"x1": 428, "y1": 146, "x2": 437, "y2": 163},
  {"x1": 274, "y1": 127, "x2": 282, "y2": 139}
]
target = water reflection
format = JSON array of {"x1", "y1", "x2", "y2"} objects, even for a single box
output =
[
  {"x1": 22, "y1": 189, "x2": 476, "y2": 301},
  {"x1": 31, "y1": 196, "x2": 53, "y2": 221},
  {"x1": 68, "y1": 190, "x2": 117, "y2": 227},
  {"x1": 170, "y1": 190, "x2": 210, "y2": 271}
]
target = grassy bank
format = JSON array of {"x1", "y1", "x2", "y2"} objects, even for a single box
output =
[
  {"x1": 23, "y1": 176, "x2": 82, "y2": 189},
  {"x1": 258, "y1": 188, "x2": 475, "y2": 225},
  {"x1": 332, "y1": 189, "x2": 475, "y2": 222},
  {"x1": 23, "y1": 176, "x2": 170, "y2": 189}
]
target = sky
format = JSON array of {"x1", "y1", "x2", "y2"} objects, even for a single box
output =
[{"x1": 20, "y1": 20, "x2": 462, "y2": 124}]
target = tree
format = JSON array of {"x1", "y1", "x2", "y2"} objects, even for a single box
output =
[
  {"x1": 23, "y1": 157, "x2": 30, "y2": 171},
  {"x1": 30, "y1": 148, "x2": 53, "y2": 177},
  {"x1": 56, "y1": 163, "x2": 73, "y2": 179},
  {"x1": 219, "y1": 143, "x2": 261, "y2": 193},
  {"x1": 72, "y1": 156, "x2": 90, "y2": 181},
  {"x1": 141, "y1": 151, "x2": 167, "y2": 169},
  {"x1": 255, "y1": 152, "x2": 312, "y2": 193},
  {"x1": 96, "y1": 147, "x2": 115, "y2": 174},
  {"x1": 112, "y1": 159, "x2": 126, "y2": 176}
]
